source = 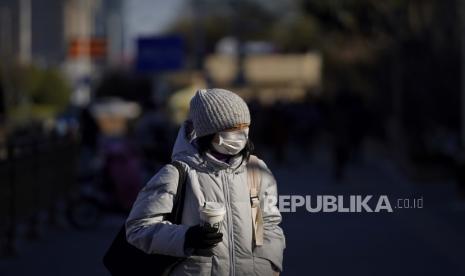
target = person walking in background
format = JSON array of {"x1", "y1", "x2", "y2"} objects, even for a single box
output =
[
  {"x1": 330, "y1": 89, "x2": 367, "y2": 180},
  {"x1": 125, "y1": 89, "x2": 285, "y2": 275}
]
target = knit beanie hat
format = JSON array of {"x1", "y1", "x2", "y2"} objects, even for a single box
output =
[{"x1": 189, "y1": 88, "x2": 250, "y2": 137}]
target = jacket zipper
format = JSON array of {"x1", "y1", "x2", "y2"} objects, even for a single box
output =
[{"x1": 223, "y1": 170, "x2": 235, "y2": 276}]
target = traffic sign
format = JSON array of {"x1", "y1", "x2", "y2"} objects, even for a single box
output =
[{"x1": 136, "y1": 36, "x2": 184, "y2": 73}]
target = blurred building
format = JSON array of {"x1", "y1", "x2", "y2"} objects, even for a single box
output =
[
  {"x1": 206, "y1": 52, "x2": 322, "y2": 104},
  {"x1": 0, "y1": 0, "x2": 65, "y2": 65},
  {"x1": 64, "y1": 0, "x2": 125, "y2": 107},
  {"x1": 0, "y1": 0, "x2": 124, "y2": 64},
  {"x1": 0, "y1": 0, "x2": 125, "y2": 108}
]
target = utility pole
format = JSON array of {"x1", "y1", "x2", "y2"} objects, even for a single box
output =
[
  {"x1": 19, "y1": 0, "x2": 31, "y2": 65},
  {"x1": 65, "y1": 0, "x2": 95, "y2": 107},
  {"x1": 193, "y1": 0, "x2": 205, "y2": 70},
  {"x1": 106, "y1": 12, "x2": 123, "y2": 66},
  {"x1": 231, "y1": 0, "x2": 246, "y2": 86},
  {"x1": 0, "y1": 6, "x2": 12, "y2": 123},
  {"x1": 459, "y1": 0, "x2": 465, "y2": 149}
]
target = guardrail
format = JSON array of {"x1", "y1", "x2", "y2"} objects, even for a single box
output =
[{"x1": 0, "y1": 134, "x2": 78, "y2": 256}]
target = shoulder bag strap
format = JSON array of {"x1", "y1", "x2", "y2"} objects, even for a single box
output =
[
  {"x1": 247, "y1": 155, "x2": 264, "y2": 246},
  {"x1": 169, "y1": 160, "x2": 188, "y2": 224}
]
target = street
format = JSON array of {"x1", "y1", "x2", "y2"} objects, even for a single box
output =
[{"x1": 1, "y1": 144, "x2": 464, "y2": 276}]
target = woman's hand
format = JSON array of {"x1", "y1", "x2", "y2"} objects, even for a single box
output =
[{"x1": 184, "y1": 225, "x2": 223, "y2": 250}]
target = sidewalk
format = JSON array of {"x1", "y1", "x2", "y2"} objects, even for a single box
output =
[
  {"x1": 0, "y1": 216, "x2": 123, "y2": 276},
  {"x1": 274, "y1": 144, "x2": 465, "y2": 276}
]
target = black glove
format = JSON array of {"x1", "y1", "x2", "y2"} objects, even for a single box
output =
[{"x1": 184, "y1": 225, "x2": 223, "y2": 250}]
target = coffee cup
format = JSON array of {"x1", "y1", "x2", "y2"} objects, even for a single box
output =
[{"x1": 199, "y1": 202, "x2": 226, "y2": 232}]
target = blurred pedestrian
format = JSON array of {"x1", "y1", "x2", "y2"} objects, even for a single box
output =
[
  {"x1": 135, "y1": 101, "x2": 176, "y2": 177},
  {"x1": 330, "y1": 89, "x2": 367, "y2": 180},
  {"x1": 265, "y1": 101, "x2": 290, "y2": 163},
  {"x1": 77, "y1": 106, "x2": 100, "y2": 179}
]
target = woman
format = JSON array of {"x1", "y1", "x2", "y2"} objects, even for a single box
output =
[{"x1": 126, "y1": 88, "x2": 285, "y2": 275}]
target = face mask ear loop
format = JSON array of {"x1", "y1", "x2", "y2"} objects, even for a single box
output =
[{"x1": 217, "y1": 134, "x2": 224, "y2": 146}]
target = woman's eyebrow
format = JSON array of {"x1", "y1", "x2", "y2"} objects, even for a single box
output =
[{"x1": 225, "y1": 124, "x2": 249, "y2": 131}]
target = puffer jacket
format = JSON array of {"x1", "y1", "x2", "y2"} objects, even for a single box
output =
[{"x1": 126, "y1": 122, "x2": 286, "y2": 276}]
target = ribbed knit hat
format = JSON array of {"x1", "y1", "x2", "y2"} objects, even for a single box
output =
[{"x1": 189, "y1": 88, "x2": 250, "y2": 137}]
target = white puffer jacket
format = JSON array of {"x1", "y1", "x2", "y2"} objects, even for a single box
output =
[{"x1": 126, "y1": 123, "x2": 285, "y2": 275}]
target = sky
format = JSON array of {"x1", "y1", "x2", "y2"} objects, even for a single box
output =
[
  {"x1": 120, "y1": 0, "x2": 296, "y2": 58},
  {"x1": 123, "y1": 0, "x2": 187, "y2": 56}
]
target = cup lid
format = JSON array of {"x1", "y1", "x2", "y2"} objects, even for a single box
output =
[{"x1": 200, "y1": 202, "x2": 226, "y2": 215}]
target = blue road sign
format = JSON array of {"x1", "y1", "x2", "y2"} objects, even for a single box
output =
[{"x1": 136, "y1": 36, "x2": 185, "y2": 73}]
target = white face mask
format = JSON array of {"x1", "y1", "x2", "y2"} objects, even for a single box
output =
[{"x1": 212, "y1": 128, "x2": 249, "y2": 155}]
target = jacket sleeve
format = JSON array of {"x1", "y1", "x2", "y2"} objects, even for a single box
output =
[
  {"x1": 254, "y1": 159, "x2": 286, "y2": 272},
  {"x1": 125, "y1": 164, "x2": 191, "y2": 257}
]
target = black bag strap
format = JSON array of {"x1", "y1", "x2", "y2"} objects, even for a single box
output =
[
  {"x1": 103, "y1": 161, "x2": 189, "y2": 276},
  {"x1": 167, "y1": 160, "x2": 188, "y2": 224}
]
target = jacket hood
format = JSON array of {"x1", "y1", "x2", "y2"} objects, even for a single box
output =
[{"x1": 171, "y1": 121, "x2": 245, "y2": 172}]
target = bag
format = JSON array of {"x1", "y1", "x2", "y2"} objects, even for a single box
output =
[{"x1": 103, "y1": 161, "x2": 188, "y2": 276}]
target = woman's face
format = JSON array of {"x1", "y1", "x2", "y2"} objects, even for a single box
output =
[
  {"x1": 212, "y1": 124, "x2": 249, "y2": 143},
  {"x1": 211, "y1": 124, "x2": 249, "y2": 155}
]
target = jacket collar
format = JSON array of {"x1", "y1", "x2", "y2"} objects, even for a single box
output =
[{"x1": 171, "y1": 121, "x2": 246, "y2": 173}]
